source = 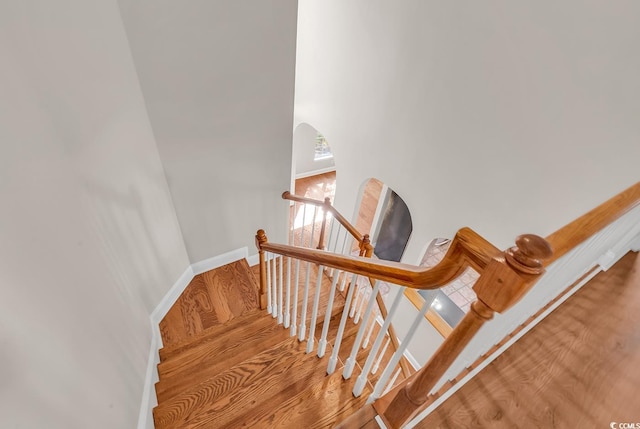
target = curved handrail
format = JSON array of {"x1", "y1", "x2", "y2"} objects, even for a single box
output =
[
  {"x1": 257, "y1": 227, "x2": 501, "y2": 290},
  {"x1": 283, "y1": 191, "x2": 368, "y2": 249}
]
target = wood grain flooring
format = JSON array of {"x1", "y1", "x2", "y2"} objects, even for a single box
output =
[
  {"x1": 154, "y1": 258, "x2": 390, "y2": 428},
  {"x1": 159, "y1": 259, "x2": 260, "y2": 347},
  {"x1": 415, "y1": 251, "x2": 640, "y2": 428}
]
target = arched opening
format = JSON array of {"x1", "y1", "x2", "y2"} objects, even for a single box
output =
[{"x1": 291, "y1": 123, "x2": 336, "y2": 198}]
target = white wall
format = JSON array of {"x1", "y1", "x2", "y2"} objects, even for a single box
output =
[
  {"x1": 295, "y1": 0, "x2": 640, "y2": 264},
  {"x1": 118, "y1": 0, "x2": 298, "y2": 263},
  {"x1": 294, "y1": 122, "x2": 336, "y2": 178},
  {"x1": 0, "y1": 2, "x2": 190, "y2": 428}
]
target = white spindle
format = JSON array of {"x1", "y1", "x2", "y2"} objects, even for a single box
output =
[
  {"x1": 278, "y1": 255, "x2": 284, "y2": 324},
  {"x1": 372, "y1": 337, "x2": 391, "y2": 374},
  {"x1": 326, "y1": 217, "x2": 336, "y2": 253},
  {"x1": 353, "y1": 287, "x2": 407, "y2": 395},
  {"x1": 349, "y1": 283, "x2": 361, "y2": 318},
  {"x1": 298, "y1": 261, "x2": 312, "y2": 341},
  {"x1": 382, "y1": 368, "x2": 402, "y2": 397},
  {"x1": 284, "y1": 256, "x2": 291, "y2": 328},
  {"x1": 339, "y1": 227, "x2": 349, "y2": 255},
  {"x1": 327, "y1": 273, "x2": 359, "y2": 374},
  {"x1": 300, "y1": 204, "x2": 307, "y2": 247},
  {"x1": 309, "y1": 206, "x2": 318, "y2": 248},
  {"x1": 317, "y1": 271, "x2": 341, "y2": 358},
  {"x1": 343, "y1": 281, "x2": 381, "y2": 379},
  {"x1": 289, "y1": 202, "x2": 299, "y2": 245},
  {"x1": 354, "y1": 282, "x2": 370, "y2": 324},
  {"x1": 368, "y1": 296, "x2": 429, "y2": 400},
  {"x1": 306, "y1": 265, "x2": 325, "y2": 353},
  {"x1": 339, "y1": 266, "x2": 349, "y2": 292},
  {"x1": 271, "y1": 255, "x2": 278, "y2": 318},
  {"x1": 265, "y1": 252, "x2": 272, "y2": 314},
  {"x1": 363, "y1": 313, "x2": 381, "y2": 349},
  {"x1": 291, "y1": 258, "x2": 300, "y2": 337}
]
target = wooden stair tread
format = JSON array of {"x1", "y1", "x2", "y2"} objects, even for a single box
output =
[
  {"x1": 155, "y1": 320, "x2": 293, "y2": 403},
  {"x1": 154, "y1": 336, "x2": 336, "y2": 428},
  {"x1": 159, "y1": 307, "x2": 268, "y2": 362},
  {"x1": 159, "y1": 259, "x2": 260, "y2": 348},
  {"x1": 226, "y1": 368, "x2": 373, "y2": 429}
]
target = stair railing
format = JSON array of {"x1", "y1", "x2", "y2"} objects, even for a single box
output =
[
  {"x1": 256, "y1": 222, "x2": 550, "y2": 412},
  {"x1": 266, "y1": 191, "x2": 412, "y2": 376}
]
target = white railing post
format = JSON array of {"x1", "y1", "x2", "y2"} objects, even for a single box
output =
[
  {"x1": 306, "y1": 265, "x2": 325, "y2": 353},
  {"x1": 343, "y1": 281, "x2": 381, "y2": 379},
  {"x1": 328, "y1": 273, "x2": 359, "y2": 375},
  {"x1": 318, "y1": 272, "x2": 341, "y2": 358}
]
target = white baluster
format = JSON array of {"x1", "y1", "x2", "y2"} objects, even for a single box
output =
[
  {"x1": 327, "y1": 273, "x2": 359, "y2": 375},
  {"x1": 352, "y1": 286, "x2": 406, "y2": 395},
  {"x1": 381, "y1": 368, "x2": 402, "y2": 397},
  {"x1": 265, "y1": 252, "x2": 272, "y2": 314},
  {"x1": 363, "y1": 314, "x2": 381, "y2": 349},
  {"x1": 349, "y1": 283, "x2": 361, "y2": 318},
  {"x1": 291, "y1": 258, "x2": 300, "y2": 337},
  {"x1": 289, "y1": 202, "x2": 298, "y2": 245},
  {"x1": 371, "y1": 337, "x2": 391, "y2": 374},
  {"x1": 339, "y1": 265, "x2": 349, "y2": 292},
  {"x1": 354, "y1": 281, "x2": 370, "y2": 324},
  {"x1": 300, "y1": 204, "x2": 307, "y2": 247},
  {"x1": 271, "y1": 255, "x2": 278, "y2": 318},
  {"x1": 368, "y1": 296, "x2": 429, "y2": 401},
  {"x1": 298, "y1": 261, "x2": 312, "y2": 341},
  {"x1": 343, "y1": 281, "x2": 381, "y2": 379},
  {"x1": 284, "y1": 256, "x2": 291, "y2": 328},
  {"x1": 278, "y1": 255, "x2": 284, "y2": 324},
  {"x1": 318, "y1": 271, "x2": 341, "y2": 358},
  {"x1": 306, "y1": 265, "x2": 325, "y2": 353},
  {"x1": 309, "y1": 206, "x2": 318, "y2": 248}
]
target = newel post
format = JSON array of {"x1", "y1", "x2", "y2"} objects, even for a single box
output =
[
  {"x1": 376, "y1": 234, "x2": 552, "y2": 428},
  {"x1": 360, "y1": 234, "x2": 373, "y2": 257},
  {"x1": 255, "y1": 229, "x2": 269, "y2": 310},
  {"x1": 317, "y1": 197, "x2": 331, "y2": 250}
]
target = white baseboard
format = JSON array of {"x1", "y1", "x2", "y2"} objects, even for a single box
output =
[
  {"x1": 247, "y1": 253, "x2": 260, "y2": 267},
  {"x1": 140, "y1": 246, "x2": 250, "y2": 429},
  {"x1": 137, "y1": 329, "x2": 160, "y2": 429},
  {"x1": 191, "y1": 247, "x2": 248, "y2": 276},
  {"x1": 295, "y1": 166, "x2": 336, "y2": 179}
]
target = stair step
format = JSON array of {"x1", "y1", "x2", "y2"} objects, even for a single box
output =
[
  {"x1": 155, "y1": 319, "x2": 293, "y2": 403},
  {"x1": 226, "y1": 367, "x2": 373, "y2": 428},
  {"x1": 159, "y1": 308, "x2": 269, "y2": 362},
  {"x1": 153, "y1": 336, "x2": 335, "y2": 428},
  {"x1": 159, "y1": 259, "x2": 260, "y2": 348}
]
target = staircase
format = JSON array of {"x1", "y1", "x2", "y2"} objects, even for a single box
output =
[
  {"x1": 150, "y1": 181, "x2": 640, "y2": 428},
  {"x1": 152, "y1": 259, "x2": 401, "y2": 428}
]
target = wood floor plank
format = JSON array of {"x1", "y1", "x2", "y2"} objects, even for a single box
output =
[
  {"x1": 158, "y1": 308, "x2": 265, "y2": 361},
  {"x1": 414, "y1": 251, "x2": 640, "y2": 428},
  {"x1": 154, "y1": 336, "x2": 334, "y2": 429},
  {"x1": 155, "y1": 321, "x2": 293, "y2": 403}
]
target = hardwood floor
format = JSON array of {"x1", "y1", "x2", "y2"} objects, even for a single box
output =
[
  {"x1": 154, "y1": 258, "x2": 392, "y2": 428},
  {"x1": 415, "y1": 251, "x2": 640, "y2": 428},
  {"x1": 159, "y1": 259, "x2": 260, "y2": 347}
]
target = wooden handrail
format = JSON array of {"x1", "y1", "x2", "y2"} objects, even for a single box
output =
[
  {"x1": 545, "y1": 181, "x2": 640, "y2": 265},
  {"x1": 283, "y1": 191, "x2": 366, "y2": 248},
  {"x1": 375, "y1": 234, "x2": 553, "y2": 428},
  {"x1": 258, "y1": 227, "x2": 500, "y2": 290}
]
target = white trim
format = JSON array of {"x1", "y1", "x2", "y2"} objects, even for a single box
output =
[
  {"x1": 247, "y1": 253, "x2": 260, "y2": 267},
  {"x1": 631, "y1": 233, "x2": 640, "y2": 252},
  {"x1": 405, "y1": 265, "x2": 603, "y2": 428},
  {"x1": 137, "y1": 329, "x2": 160, "y2": 429},
  {"x1": 190, "y1": 247, "x2": 248, "y2": 276},
  {"x1": 150, "y1": 265, "x2": 194, "y2": 327},
  {"x1": 294, "y1": 165, "x2": 336, "y2": 179},
  {"x1": 402, "y1": 348, "x2": 421, "y2": 371}
]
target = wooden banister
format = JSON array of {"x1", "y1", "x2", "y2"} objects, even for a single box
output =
[
  {"x1": 375, "y1": 234, "x2": 553, "y2": 428},
  {"x1": 258, "y1": 227, "x2": 500, "y2": 290},
  {"x1": 544, "y1": 181, "x2": 640, "y2": 265},
  {"x1": 283, "y1": 191, "x2": 367, "y2": 247}
]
